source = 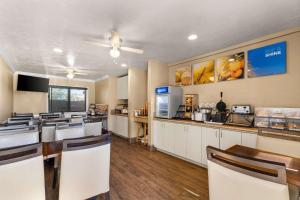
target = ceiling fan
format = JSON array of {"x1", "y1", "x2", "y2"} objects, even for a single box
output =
[
  {"x1": 86, "y1": 31, "x2": 144, "y2": 58},
  {"x1": 46, "y1": 65, "x2": 104, "y2": 79}
]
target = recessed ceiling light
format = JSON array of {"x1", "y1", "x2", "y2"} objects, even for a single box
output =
[
  {"x1": 53, "y1": 48, "x2": 63, "y2": 53},
  {"x1": 121, "y1": 63, "x2": 127, "y2": 67},
  {"x1": 228, "y1": 58, "x2": 235, "y2": 62},
  {"x1": 188, "y1": 34, "x2": 198, "y2": 41}
]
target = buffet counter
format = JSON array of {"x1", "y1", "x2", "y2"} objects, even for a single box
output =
[
  {"x1": 154, "y1": 117, "x2": 258, "y2": 133},
  {"x1": 154, "y1": 117, "x2": 300, "y2": 141}
]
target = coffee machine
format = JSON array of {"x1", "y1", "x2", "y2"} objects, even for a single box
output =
[{"x1": 184, "y1": 94, "x2": 198, "y2": 119}]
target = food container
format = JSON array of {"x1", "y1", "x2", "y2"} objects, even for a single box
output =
[
  {"x1": 254, "y1": 116, "x2": 269, "y2": 128},
  {"x1": 270, "y1": 117, "x2": 286, "y2": 130},
  {"x1": 287, "y1": 117, "x2": 300, "y2": 131}
]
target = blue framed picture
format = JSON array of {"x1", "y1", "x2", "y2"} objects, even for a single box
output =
[{"x1": 247, "y1": 41, "x2": 286, "y2": 78}]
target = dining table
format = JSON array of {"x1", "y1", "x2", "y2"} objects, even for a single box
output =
[{"x1": 226, "y1": 145, "x2": 300, "y2": 199}]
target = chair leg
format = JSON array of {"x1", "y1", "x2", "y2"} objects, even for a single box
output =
[{"x1": 104, "y1": 191, "x2": 110, "y2": 200}]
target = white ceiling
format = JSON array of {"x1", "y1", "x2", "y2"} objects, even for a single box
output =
[{"x1": 0, "y1": 0, "x2": 299, "y2": 80}]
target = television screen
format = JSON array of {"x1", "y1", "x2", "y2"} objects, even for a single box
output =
[{"x1": 17, "y1": 74, "x2": 49, "y2": 93}]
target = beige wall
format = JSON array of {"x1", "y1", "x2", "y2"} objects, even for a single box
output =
[
  {"x1": 147, "y1": 60, "x2": 169, "y2": 144},
  {"x1": 128, "y1": 68, "x2": 147, "y2": 138},
  {"x1": 0, "y1": 57, "x2": 13, "y2": 121},
  {"x1": 169, "y1": 28, "x2": 300, "y2": 108},
  {"x1": 13, "y1": 73, "x2": 95, "y2": 114},
  {"x1": 95, "y1": 76, "x2": 118, "y2": 110}
]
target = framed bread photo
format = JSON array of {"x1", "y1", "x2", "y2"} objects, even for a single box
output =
[
  {"x1": 175, "y1": 66, "x2": 192, "y2": 86},
  {"x1": 216, "y1": 52, "x2": 245, "y2": 82},
  {"x1": 192, "y1": 60, "x2": 215, "y2": 85}
]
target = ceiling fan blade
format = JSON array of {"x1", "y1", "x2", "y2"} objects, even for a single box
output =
[
  {"x1": 85, "y1": 39, "x2": 111, "y2": 48},
  {"x1": 120, "y1": 46, "x2": 144, "y2": 54},
  {"x1": 74, "y1": 72, "x2": 88, "y2": 75},
  {"x1": 75, "y1": 69, "x2": 105, "y2": 73},
  {"x1": 45, "y1": 64, "x2": 67, "y2": 69}
]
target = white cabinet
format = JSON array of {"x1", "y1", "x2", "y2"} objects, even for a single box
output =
[
  {"x1": 153, "y1": 121, "x2": 175, "y2": 153},
  {"x1": 201, "y1": 127, "x2": 220, "y2": 165},
  {"x1": 117, "y1": 75, "x2": 128, "y2": 99},
  {"x1": 153, "y1": 120, "x2": 258, "y2": 167},
  {"x1": 173, "y1": 123, "x2": 187, "y2": 157},
  {"x1": 110, "y1": 115, "x2": 128, "y2": 138},
  {"x1": 219, "y1": 129, "x2": 242, "y2": 150},
  {"x1": 241, "y1": 132, "x2": 257, "y2": 148},
  {"x1": 186, "y1": 125, "x2": 202, "y2": 163}
]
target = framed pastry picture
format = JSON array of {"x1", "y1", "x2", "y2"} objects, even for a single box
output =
[
  {"x1": 192, "y1": 60, "x2": 215, "y2": 85},
  {"x1": 216, "y1": 52, "x2": 245, "y2": 82},
  {"x1": 175, "y1": 66, "x2": 192, "y2": 86},
  {"x1": 248, "y1": 41, "x2": 286, "y2": 78}
]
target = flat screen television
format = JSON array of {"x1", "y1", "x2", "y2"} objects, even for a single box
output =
[{"x1": 17, "y1": 74, "x2": 49, "y2": 93}]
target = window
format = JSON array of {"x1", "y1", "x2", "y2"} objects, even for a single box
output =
[{"x1": 49, "y1": 86, "x2": 87, "y2": 112}]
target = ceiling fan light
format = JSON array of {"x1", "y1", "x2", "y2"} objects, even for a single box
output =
[
  {"x1": 67, "y1": 73, "x2": 74, "y2": 79},
  {"x1": 110, "y1": 48, "x2": 120, "y2": 58}
]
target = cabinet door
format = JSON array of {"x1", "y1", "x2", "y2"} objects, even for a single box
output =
[
  {"x1": 172, "y1": 123, "x2": 186, "y2": 157},
  {"x1": 201, "y1": 127, "x2": 220, "y2": 166},
  {"x1": 242, "y1": 132, "x2": 257, "y2": 148},
  {"x1": 123, "y1": 117, "x2": 129, "y2": 138},
  {"x1": 220, "y1": 129, "x2": 242, "y2": 150},
  {"x1": 164, "y1": 122, "x2": 175, "y2": 153},
  {"x1": 186, "y1": 125, "x2": 202, "y2": 163},
  {"x1": 153, "y1": 121, "x2": 164, "y2": 149}
]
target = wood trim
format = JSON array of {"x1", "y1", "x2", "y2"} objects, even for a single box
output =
[
  {"x1": 63, "y1": 134, "x2": 111, "y2": 151},
  {"x1": 0, "y1": 143, "x2": 42, "y2": 165},
  {"x1": 207, "y1": 146, "x2": 287, "y2": 185}
]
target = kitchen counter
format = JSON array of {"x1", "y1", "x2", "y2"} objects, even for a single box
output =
[
  {"x1": 154, "y1": 117, "x2": 258, "y2": 133},
  {"x1": 111, "y1": 113, "x2": 128, "y2": 117},
  {"x1": 154, "y1": 117, "x2": 300, "y2": 141}
]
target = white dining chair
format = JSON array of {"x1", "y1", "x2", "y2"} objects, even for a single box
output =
[
  {"x1": 0, "y1": 143, "x2": 45, "y2": 200},
  {"x1": 85, "y1": 121, "x2": 102, "y2": 136},
  {"x1": 41, "y1": 124, "x2": 56, "y2": 142},
  {"x1": 70, "y1": 117, "x2": 84, "y2": 124},
  {"x1": 55, "y1": 125, "x2": 85, "y2": 141},
  {"x1": 206, "y1": 146, "x2": 290, "y2": 200},
  {"x1": 59, "y1": 135, "x2": 111, "y2": 200},
  {"x1": 0, "y1": 130, "x2": 39, "y2": 149}
]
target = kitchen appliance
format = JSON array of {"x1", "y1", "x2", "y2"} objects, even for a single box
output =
[
  {"x1": 155, "y1": 86, "x2": 183, "y2": 119},
  {"x1": 194, "y1": 107, "x2": 212, "y2": 122},
  {"x1": 184, "y1": 94, "x2": 198, "y2": 119},
  {"x1": 212, "y1": 92, "x2": 229, "y2": 123},
  {"x1": 226, "y1": 105, "x2": 254, "y2": 127},
  {"x1": 232, "y1": 105, "x2": 251, "y2": 114}
]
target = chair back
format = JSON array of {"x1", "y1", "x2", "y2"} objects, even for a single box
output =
[
  {"x1": 41, "y1": 124, "x2": 56, "y2": 142},
  {"x1": 70, "y1": 117, "x2": 84, "y2": 124},
  {"x1": 85, "y1": 122, "x2": 102, "y2": 136},
  {"x1": 0, "y1": 130, "x2": 39, "y2": 149},
  {"x1": 0, "y1": 143, "x2": 45, "y2": 200},
  {"x1": 207, "y1": 146, "x2": 289, "y2": 200},
  {"x1": 55, "y1": 125, "x2": 85, "y2": 141},
  {"x1": 59, "y1": 135, "x2": 111, "y2": 200}
]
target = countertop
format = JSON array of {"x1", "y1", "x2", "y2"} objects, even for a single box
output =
[
  {"x1": 154, "y1": 117, "x2": 300, "y2": 141},
  {"x1": 111, "y1": 113, "x2": 128, "y2": 117},
  {"x1": 154, "y1": 117, "x2": 258, "y2": 133}
]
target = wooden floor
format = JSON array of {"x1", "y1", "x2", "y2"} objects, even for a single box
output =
[{"x1": 45, "y1": 135, "x2": 209, "y2": 200}]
